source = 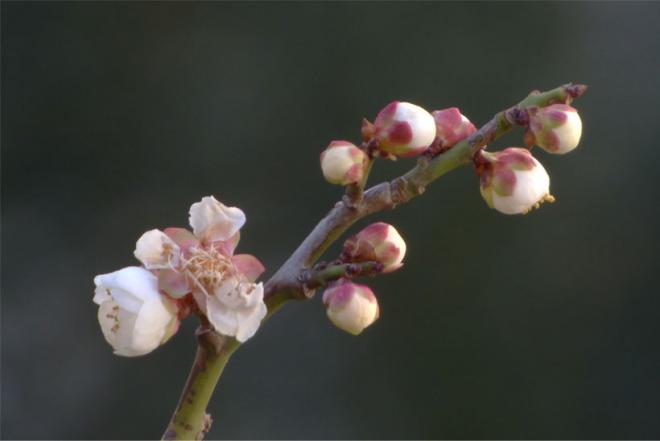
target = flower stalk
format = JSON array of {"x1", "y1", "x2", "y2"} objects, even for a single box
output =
[{"x1": 162, "y1": 326, "x2": 240, "y2": 441}]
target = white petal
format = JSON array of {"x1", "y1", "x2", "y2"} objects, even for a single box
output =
[
  {"x1": 202, "y1": 282, "x2": 266, "y2": 342},
  {"x1": 134, "y1": 229, "x2": 181, "y2": 269},
  {"x1": 192, "y1": 289, "x2": 208, "y2": 315},
  {"x1": 93, "y1": 285, "x2": 112, "y2": 305},
  {"x1": 129, "y1": 299, "x2": 177, "y2": 355},
  {"x1": 235, "y1": 302, "x2": 267, "y2": 342},
  {"x1": 394, "y1": 102, "x2": 436, "y2": 150},
  {"x1": 94, "y1": 267, "x2": 161, "y2": 303},
  {"x1": 554, "y1": 111, "x2": 582, "y2": 153},
  {"x1": 97, "y1": 299, "x2": 140, "y2": 356},
  {"x1": 206, "y1": 294, "x2": 240, "y2": 337},
  {"x1": 492, "y1": 163, "x2": 550, "y2": 214},
  {"x1": 189, "y1": 196, "x2": 246, "y2": 243}
]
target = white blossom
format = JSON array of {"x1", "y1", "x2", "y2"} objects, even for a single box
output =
[{"x1": 93, "y1": 267, "x2": 179, "y2": 356}]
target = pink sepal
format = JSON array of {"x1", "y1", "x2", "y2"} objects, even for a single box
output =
[
  {"x1": 158, "y1": 269, "x2": 191, "y2": 299},
  {"x1": 163, "y1": 228, "x2": 199, "y2": 252},
  {"x1": 231, "y1": 254, "x2": 266, "y2": 282}
]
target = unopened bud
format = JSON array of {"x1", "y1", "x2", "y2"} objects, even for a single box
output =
[
  {"x1": 432, "y1": 107, "x2": 477, "y2": 148},
  {"x1": 525, "y1": 104, "x2": 582, "y2": 154},
  {"x1": 320, "y1": 140, "x2": 367, "y2": 185},
  {"x1": 373, "y1": 101, "x2": 436, "y2": 157},
  {"x1": 323, "y1": 280, "x2": 379, "y2": 335},
  {"x1": 342, "y1": 222, "x2": 406, "y2": 272},
  {"x1": 477, "y1": 148, "x2": 553, "y2": 215}
]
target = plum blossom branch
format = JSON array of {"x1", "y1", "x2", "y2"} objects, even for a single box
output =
[
  {"x1": 158, "y1": 82, "x2": 586, "y2": 440},
  {"x1": 85, "y1": 82, "x2": 587, "y2": 440},
  {"x1": 264, "y1": 83, "x2": 587, "y2": 308}
]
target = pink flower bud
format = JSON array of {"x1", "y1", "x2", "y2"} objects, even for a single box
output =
[
  {"x1": 320, "y1": 140, "x2": 367, "y2": 185},
  {"x1": 477, "y1": 148, "x2": 554, "y2": 215},
  {"x1": 373, "y1": 101, "x2": 436, "y2": 157},
  {"x1": 342, "y1": 222, "x2": 406, "y2": 273},
  {"x1": 431, "y1": 107, "x2": 477, "y2": 148},
  {"x1": 525, "y1": 104, "x2": 582, "y2": 154},
  {"x1": 323, "y1": 281, "x2": 379, "y2": 335}
]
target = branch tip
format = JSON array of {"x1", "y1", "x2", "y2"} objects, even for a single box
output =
[{"x1": 566, "y1": 83, "x2": 588, "y2": 99}]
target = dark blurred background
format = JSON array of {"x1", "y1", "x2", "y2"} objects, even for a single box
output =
[{"x1": 3, "y1": 2, "x2": 660, "y2": 439}]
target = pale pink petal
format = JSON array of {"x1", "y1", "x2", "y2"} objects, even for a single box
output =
[
  {"x1": 231, "y1": 254, "x2": 266, "y2": 282},
  {"x1": 134, "y1": 229, "x2": 181, "y2": 269},
  {"x1": 163, "y1": 227, "x2": 199, "y2": 252},
  {"x1": 158, "y1": 269, "x2": 191, "y2": 299},
  {"x1": 188, "y1": 196, "x2": 246, "y2": 243},
  {"x1": 213, "y1": 232, "x2": 241, "y2": 257}
]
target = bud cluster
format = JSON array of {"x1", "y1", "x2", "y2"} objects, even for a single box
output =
[
  {"x1": 475, "y1": 102, "x2": 583, "y2": 215},
  {"x1": 322, "y1": 222, "x2": 407, "y2": 335},
  {"x1": 320, "y1": 100, "x2": 478, "y2": 186},
  {"x1": 317, "y1": 94, "x2": 586, "y2": 334}
]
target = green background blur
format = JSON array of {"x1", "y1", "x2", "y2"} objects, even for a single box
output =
[{"x1": 3, "y1": 2, "x2": 660, "y2": 439}]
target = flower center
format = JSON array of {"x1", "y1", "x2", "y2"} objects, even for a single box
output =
[{"x1": 183, "y1": 246, "x2": 237, "y2": 294}]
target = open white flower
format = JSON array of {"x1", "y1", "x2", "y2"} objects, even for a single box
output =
[
  {"x1": 132, "y1": 196, "x2": 266, "y2": 341},
  {"x1": 93, "y1": 266, "x2": 179, "y2": 356}
]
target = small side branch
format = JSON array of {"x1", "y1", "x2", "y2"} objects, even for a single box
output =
[{"x1": 300, "y1": 261, "x2": 384, "y2": 290}]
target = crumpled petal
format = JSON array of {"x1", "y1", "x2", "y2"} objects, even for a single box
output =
[
  {"x1": 195, "y1": 281, "x2": 266, "y2": 343},
  {"x1": 163, "y1": 227, "x2": 200, "y2": 253},
  {"x1": 189, "y1": 196, "x2": 246, "y2": 244},
  {"x1": 134, "y1": 229, "x2": 181, "y2": 269}
]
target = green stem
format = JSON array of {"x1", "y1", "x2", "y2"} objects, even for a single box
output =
[
  {"x1": 302, "y1": 261, "x2": 383, "y2": 288},
  {"x1": 162, "y1": 331, "x2": 240, "y2": 441}
]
